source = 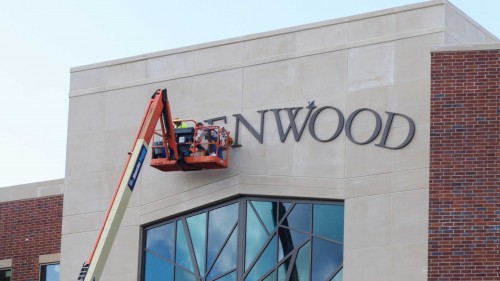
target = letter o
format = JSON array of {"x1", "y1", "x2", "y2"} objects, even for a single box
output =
[
  {"x1": 345, "y1": 108, "x2": 382, "y2": 145},
  {"x1": 308, "y1": 106, "x2": 344, "y2": 142}
]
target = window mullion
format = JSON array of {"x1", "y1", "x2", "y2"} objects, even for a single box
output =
[
  {"x1": 237, "y1": 198, "x2": 246, "y2": 281},
  {"x1": 284, "y1": 249, "x2": 299, "y2": 281},
  {"x1": 326, "y1": 263, "x2": 343, "y2": 281},
  {"x1": 248, "y1": 202, "x2": 270, "y2": 236},
  {"x1": 173, "y1": 220, "x2": 177, "y2": 281},
  {"x1": 182, "y1": 218, "x2": 201, "y2": 279},
  {"x1": 204, "y1": 209, "x2": 209, "y2": 281}
]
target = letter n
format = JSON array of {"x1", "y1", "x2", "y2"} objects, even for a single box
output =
[{"x1": 232, "y1": 110, "x2": 268, "y2": 147}]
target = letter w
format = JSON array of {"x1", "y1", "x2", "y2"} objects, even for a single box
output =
[{"x1": 271, "y1": 106, "x2": 314, "y2": 142}]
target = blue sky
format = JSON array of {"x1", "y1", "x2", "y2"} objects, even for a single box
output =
[{"x1": 0, "y1": 0, "x2": 498, "y2": 187}]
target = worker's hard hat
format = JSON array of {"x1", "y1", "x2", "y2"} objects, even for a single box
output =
[{"x1": 173, "y1": 117, "x2": 182, "y2": 122}]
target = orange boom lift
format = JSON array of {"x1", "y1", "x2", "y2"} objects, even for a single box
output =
[{"x1": 77, "y1": 89, "x2": 231, "y2": 281}]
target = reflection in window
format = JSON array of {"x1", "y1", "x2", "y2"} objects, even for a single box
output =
[
  {"x1": 0, "y1": 269, "x2": 11, "y2": 281},
  {"x1": 40, "y1": 263, "x2": 60, "y2": 281},
  {"x1": 143, "y1": 198, "x2": 343, "y2": 281}
]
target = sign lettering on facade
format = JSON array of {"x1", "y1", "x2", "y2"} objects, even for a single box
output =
[{"x1": 204, "y1": 102, "x2": 415, "y2": 150}]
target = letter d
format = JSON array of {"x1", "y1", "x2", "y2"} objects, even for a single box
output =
[{"x1": 375, "y1": 112, "x2": 415, "y2": 150}]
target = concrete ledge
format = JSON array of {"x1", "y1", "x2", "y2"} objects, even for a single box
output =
[
  {"x1": 0, "y1": 179, "x2": 64, "y2": 203},
  {"x1": 432, "y1": 43, "x2": 500, "y2": 52},
  {"x1": 39, "y1": 253, "x2": 61, "y2": 264}
]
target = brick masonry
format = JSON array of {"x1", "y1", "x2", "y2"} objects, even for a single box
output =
[
  {"x1": 429, "y1": 49, "x2": 499, "y2": 280},
  {"x1": 0, "y1": 195, "x2": 63, "y2": 281}
]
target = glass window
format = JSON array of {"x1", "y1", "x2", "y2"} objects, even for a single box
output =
[
  {"x1": 0, "y1": 269, "x2": 11, "y2": 281},
  {"x1": 40, "y1": 263, "x2": 59, "y2": 281},
  {"x1": 143, "y1": 198, "x2": 343, "y2": 281}
]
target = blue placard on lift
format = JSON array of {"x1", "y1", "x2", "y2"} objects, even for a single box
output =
[{"x1": 128, "y1": 145, "x2": 148, "y2": 191}]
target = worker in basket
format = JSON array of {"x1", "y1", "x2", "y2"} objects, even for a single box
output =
[
  {"x1": 207, "y1": 127, "x2": 233, "y2": 159},
  {"x1": 173, "y1": 117, "x2": 187, "y2": 128},
  {"x1": 192, "y1": 123, "x2": 231, "y2": 159},
  {"x1": 216, "y1": 127, "x2": 232, "y2": 159}
]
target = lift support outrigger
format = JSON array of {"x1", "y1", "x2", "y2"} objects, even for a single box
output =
[{"x1": 77, "y1": 89, "x2": 231, "y2": 281}]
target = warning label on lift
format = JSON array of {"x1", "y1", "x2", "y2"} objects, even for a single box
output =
[{"x1": 128, "y1": 145, "x2": 148, "y2": 191}]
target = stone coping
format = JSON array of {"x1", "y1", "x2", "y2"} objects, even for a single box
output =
[
  {"x1": 71, "y1": 0, "x2": 457, "y2": 73},
  {"x1": 432, "y1": 43, "x2": 500, "y2": 52},
  {"x1": 0, "y1": 178, "x2": 64, "y2": 203}
]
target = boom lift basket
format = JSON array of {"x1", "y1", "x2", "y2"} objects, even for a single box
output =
[{"x1": 150, "y1": 120, "x2": 231, "y2": 171}]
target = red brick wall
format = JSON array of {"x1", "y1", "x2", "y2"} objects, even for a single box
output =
[
  {"x1": 429, "y1": 49, "x2": 499, "y2": 280},
  {"x1": 0, "y1": 195, "x2": 63, "y2": 281}
]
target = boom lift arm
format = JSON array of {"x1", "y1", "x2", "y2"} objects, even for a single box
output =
[
  {"x1": 77, "y1": 89, "x2": 231, "y2": 281},
  {"x1": 77, "y1": 89, "x2": 178, "y2": 281}
]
